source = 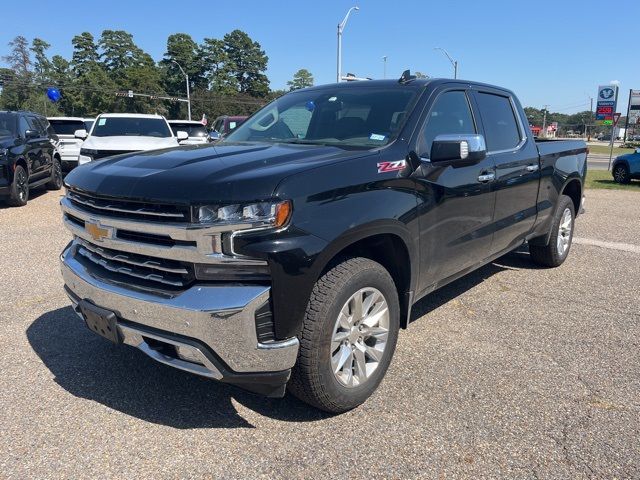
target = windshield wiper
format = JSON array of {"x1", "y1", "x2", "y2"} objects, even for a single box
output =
[{"x1": 277, "y1": 139, "x2": 329, "y2": 146}]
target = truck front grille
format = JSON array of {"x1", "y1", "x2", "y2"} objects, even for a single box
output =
[
  {"x1": 75, "y1": 237, "x2": 194, "y2": 288},
  {"x1": 93, "y1": 149, "x2": 138, "y2": 160},
  {"x1": 68, "y1": 189, "x2": 190, "y2": 222}
]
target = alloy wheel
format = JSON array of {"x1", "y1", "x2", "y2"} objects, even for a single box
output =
[
  {"x1": 330, "y1": 287, "x2": 389, "y2": 387},
  {"x1": 556, "y1": 207, "x2": 572, "y2": 256}
]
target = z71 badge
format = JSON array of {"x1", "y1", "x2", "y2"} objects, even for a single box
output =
[{"x1": 377, "y1": 160, "x2": 406, "y2": 173}]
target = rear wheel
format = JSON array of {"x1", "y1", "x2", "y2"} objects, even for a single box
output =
[
  {"x1": 46, "y1": 158, "x2": 63, "y2": 190},
  {"x1": 613, "y1": 164, "x2": 630, "y2": 184},
  {"x1": 529, "y1": 195, "x2": 575, "y2": 267},
  {"x1": 288, "y1": 257, "x2": 400, "y2": 413},
  {"x1": 7, "y1": 165, "x2": 29, "y2": 207}
]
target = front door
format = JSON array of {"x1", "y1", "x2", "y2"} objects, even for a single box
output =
[{"x1": 413, "y1": 88, "x2": 497, "y2": 293}]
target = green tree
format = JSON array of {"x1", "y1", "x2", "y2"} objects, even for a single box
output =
[
  {"x1": 31, "y1": 38, "x2": 52, "y2": 81},
  {"x1": 200, "y1": 37, "x2": 238, "y2": 95},
  {"x1": 223, "y1": 30, "x2": 269, "y2": 97},
  {"x1": 71, "y1": 32, "x2": 100, "y2": 76},
  {"x1": 287, "y1": 69, "x2": 314, "y2": 91},
  {"x1": 98, "y1": 30, "x2": 147, "y2": 76},
  {"x1": 2, "y1": 35, "x2": 31, "y2": 75}
]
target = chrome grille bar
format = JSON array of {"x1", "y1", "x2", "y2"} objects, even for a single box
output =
[{"x1": 68, "y1": 191, "x2": 186, "y2": 219}]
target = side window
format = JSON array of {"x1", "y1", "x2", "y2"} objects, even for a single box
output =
[
  {"x1": 475, "y1": 93, "x2": 522, "y2": 151},
  {"x1": 18, "y1": 116, "x2": 30, "y2": 137},
  {"x1": 27, "y1": 117, "x2": 44, "y2": 136},
  {"x1": 419, "y1": 91, "x2": 476, "y2": 156}
]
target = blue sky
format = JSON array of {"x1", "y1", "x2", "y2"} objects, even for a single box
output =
[{"x1": 1, "y1": 0, "x2": 638, "y2": 113}]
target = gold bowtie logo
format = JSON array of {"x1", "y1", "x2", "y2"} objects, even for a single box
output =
[{"x1": 85, "y1": 220, "x2": 111, "y2": 242}]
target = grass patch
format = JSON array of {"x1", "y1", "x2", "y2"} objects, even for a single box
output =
[
  {"x1": 587, "y1": 144, "x2": 634, "y2": 155},
  {"x1": 585, "y1": 170, "x2": 640, "y2": 191}
]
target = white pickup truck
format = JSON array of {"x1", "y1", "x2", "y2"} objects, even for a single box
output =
[
  {"x1": 48, "y1": 117, "x2": 90, "y2": 171},
  {"x1": 76, "y1": 113, "x2": 187, "y2": 164}
]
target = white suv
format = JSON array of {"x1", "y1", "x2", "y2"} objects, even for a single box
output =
[
  {"x1": 76, "y1": 113, "x2": 187, "y2": 164},
  {"x1": 48, "y1": 117, "x2": 88, "y2": 171}
]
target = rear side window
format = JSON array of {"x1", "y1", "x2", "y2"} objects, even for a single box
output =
[
  {"x1": 49, "y1": 119, "x2": 86, "y2": 136},
  {"x1": 476, "y1": 93, "x2": 522, "y2": 151},
  {"x1": 419, "y1": 90, "x2": 476, "y2": 156}
]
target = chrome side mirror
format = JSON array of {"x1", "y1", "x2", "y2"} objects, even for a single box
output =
[{"x1": 430, "y1": 134, "x2": 487, "y2": 163}]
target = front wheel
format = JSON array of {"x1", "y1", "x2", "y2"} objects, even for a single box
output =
[
  {"x1": 288, "y1": 257, "x2": 400, "y2": 413},
  {"x1": 612, "y1": 164, "x2": 631, "y2": 184},
  {"x1": 529, "y1": 195, "x2": 575, "y2": 267},
  {"x1": 7, "y1": 165, "x2": 29, "y2": 207}
]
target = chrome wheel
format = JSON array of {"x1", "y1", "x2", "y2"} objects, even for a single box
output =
[
  {"x1": 330, "y1": 287, "x2": 389, "y2": 388},
  {"x1": 16, "y1": 169, "x2": 28, "y2": 202},
  {"x1": 556, "y1": 207, "x2": 572, "y2": 256}
]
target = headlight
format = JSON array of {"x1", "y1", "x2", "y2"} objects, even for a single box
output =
[
  {"x1": 79, "y1": 148, "x2": 97, "y2": 161},
  {"x1": 196, "y1": 200, "x2": 292, "y2": 228}
]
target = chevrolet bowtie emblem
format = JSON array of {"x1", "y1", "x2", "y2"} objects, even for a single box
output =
[{"x1": 85, "y1": 220, "x2": 112, "y2": 242}]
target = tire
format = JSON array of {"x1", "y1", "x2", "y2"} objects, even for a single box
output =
[
  {"x1": 7, "y1": 165, "x2": 29, "y2": 207},
  {"x1": 612, "y1": 164, "x2": 631, "y2": 184},
  {"x1": 288, "y1": 257, "x2": 400, "y2": 413},
  {"x1": 46, "y1": 158, "x2": 63, "y2": 190},
  {"x1": 529, "y1": 195, "x2": 575, "y2": 267}
]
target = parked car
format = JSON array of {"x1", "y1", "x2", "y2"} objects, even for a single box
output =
[
  {"x1": 60, "y1": 76, "x2": 586, "y2": 412},
  {"x1": 167, "y1": 120, "x2": 210, "y2": 145},
  {"x1": 0, "y1": 110, "x2": 63, "y2": 206},
  {"x1": 48, "y1": 117, "x2": 88, "y2": 171},
  {"x1": 611, "y1": 147, "x2": 640, "y2": 183},
  {"x1": 210, "y1": 115, "x2": 247, "y2": 140},
  {"x1": 76, "y1": 113, "x2": 187, "y2": 164}
]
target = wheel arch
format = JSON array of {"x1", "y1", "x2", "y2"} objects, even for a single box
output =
[
  {"x1": 561, "y1": 177, "x2": 582, "y2": 215},
  {"x1": 311, "y1": 222, "x2": 417, "y2": 329}
]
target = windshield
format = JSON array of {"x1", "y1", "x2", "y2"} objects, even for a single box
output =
[
  {"x1": 0, "y1": 113, "x2": 16, "y2": 137},
  {"x1": 169, "y1": 123, "x2": 208, "y2": 137},
  {"x1": 91, "y1": 117, "x2": 172, "y2": 138},
  {"x1": 49, "y1": 119, "x2": 85, "y2": 136},
  {"x1": 226, "y1": 86, "x2": 419, "y2": 148}
]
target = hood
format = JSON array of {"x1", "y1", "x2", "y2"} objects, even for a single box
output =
[
  {"x1": 82, "y1": 135, "x2": 179, "y2": 151},
  {"x1": 64, "y1": 141, "x2": 374, "y2": 205},
  {"x1": 0, "y1": 136, "x2": 18, "y2": 149}
]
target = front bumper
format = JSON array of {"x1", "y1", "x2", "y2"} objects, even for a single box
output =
[{"x1": 60, "y1": 244, "x2": 299, "y2": 396}]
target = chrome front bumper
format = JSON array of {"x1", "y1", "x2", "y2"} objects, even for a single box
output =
[{"x1": 60, "y1": 244, "x2": 299, "y2": 377}]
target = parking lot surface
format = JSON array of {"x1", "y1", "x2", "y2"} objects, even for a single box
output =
[{"x1": 1, "y1": 187, "x2": 639, "y2": 479}]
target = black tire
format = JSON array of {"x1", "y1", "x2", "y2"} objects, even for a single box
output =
[
  {"x1": 529, "y1": 195, "x2": 575, "y2": 267},
  {"x1": 612, "y1": 164, "x2": 631, "y2": 184},
  {"x1": 46, "y1": 158, "x2": 63, "y2": 190},
  {"x1": 7, "y1": 165, "x2": 29, "y2": 207},
  {"x1": 288, "y1": 257, "x2": 400, "y2": 413}
]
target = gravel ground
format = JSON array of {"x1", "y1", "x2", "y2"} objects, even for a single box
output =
[{"x1": 1, "y1": 186, "x2": 639, "y2": 479}]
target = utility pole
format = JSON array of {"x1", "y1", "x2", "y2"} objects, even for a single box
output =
[
  {"x1": 382, "y1": 56, "x2": 387, "y2": 79},
  {"x1": 337, "y1": 6, "x2": 360, "y2": 83},
  {"x1": 172, "y1": 60, "x2": 191, "y2": 120},
  {"x1": 622, "y1": 88, "x2": 632, "y2": 143},
  {"x1": 541, "y1": 105, "x2": 549, "y2": 138},
  {"x1": 434, "y1": 47, "x2": 458, "y2": 79},
  {"x1": 587, "y1": 96, "x2": 593, "y2": 141}
]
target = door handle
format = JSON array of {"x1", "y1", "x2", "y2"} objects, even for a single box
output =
[
  {"x1": 526, "y1": 164, "x2": 539, "y2": 172},
  {"x1": 477, "y1": 172, "x2": 495, "y2": 183}
]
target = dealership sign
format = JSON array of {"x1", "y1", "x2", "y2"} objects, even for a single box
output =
[
  {"x1": 628, "y1": 90, "x2": 640, "y2": 125},
  {"x1": 595, "y1": 85, "x2": 618, "y2": 125}
]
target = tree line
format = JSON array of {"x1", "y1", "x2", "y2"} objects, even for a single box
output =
[{"x1": 0, "y1": 30, "x2": 314, "y2": 121}]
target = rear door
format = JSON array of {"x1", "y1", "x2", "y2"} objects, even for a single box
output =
[
  {"x1": 471, "y1": 89, "x2": 540, "y2": 253},
  {"x1": 28, "y1": 116, "x2": 53, "y2": 180},
  {"x1": 413, "y1": 87, "x2": 497, "y2": 290}
]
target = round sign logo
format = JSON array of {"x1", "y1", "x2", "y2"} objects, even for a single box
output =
[{"x1": 600, "y1": 87, "x2": 615, "y2": 100}]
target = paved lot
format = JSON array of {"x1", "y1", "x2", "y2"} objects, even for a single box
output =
[{"x1": 1, "y1": 187, "x2": 639, "y2": 479}]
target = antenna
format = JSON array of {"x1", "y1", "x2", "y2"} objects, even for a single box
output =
[{"x1": 398, "y1": 70, "x2": 416, "y2": 84}]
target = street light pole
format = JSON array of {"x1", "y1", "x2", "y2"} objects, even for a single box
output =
[
  {"x1": 172, "y1": 60, "x2": 191, "y2": 120},
  {"x1": 382, "y1": 55, "x2": 387, "y2": 79},
  {"x1": 337, "y1": 6, "x2": 359, "y2": 83},
  {"x1": 434, "y1": 47, "x2": 458, "y2": 79}
]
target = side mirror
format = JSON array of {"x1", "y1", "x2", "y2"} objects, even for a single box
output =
[
  {"x1": 209, "y1": 131, "x2": 221, "y2": 141},
  {"x1": 430, "y1": 134, "x2": 487, "y2": 163},
  {"x1": 176, "y1": 131, "x2": 189, "y2": 141},
  {"x1": 25, "y1": 129, "x2": 39, "y2": 139},
  {"x1": 74, "y1": 129, "x2": 88, "y2": 140},
  {"x1": 636, "y1": 148, "x2": 640, "y2": 154}
]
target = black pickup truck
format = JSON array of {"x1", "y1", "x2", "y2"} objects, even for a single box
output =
[{"x1": 60, "y1": 75, "x2": 587, "y2": 413}]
